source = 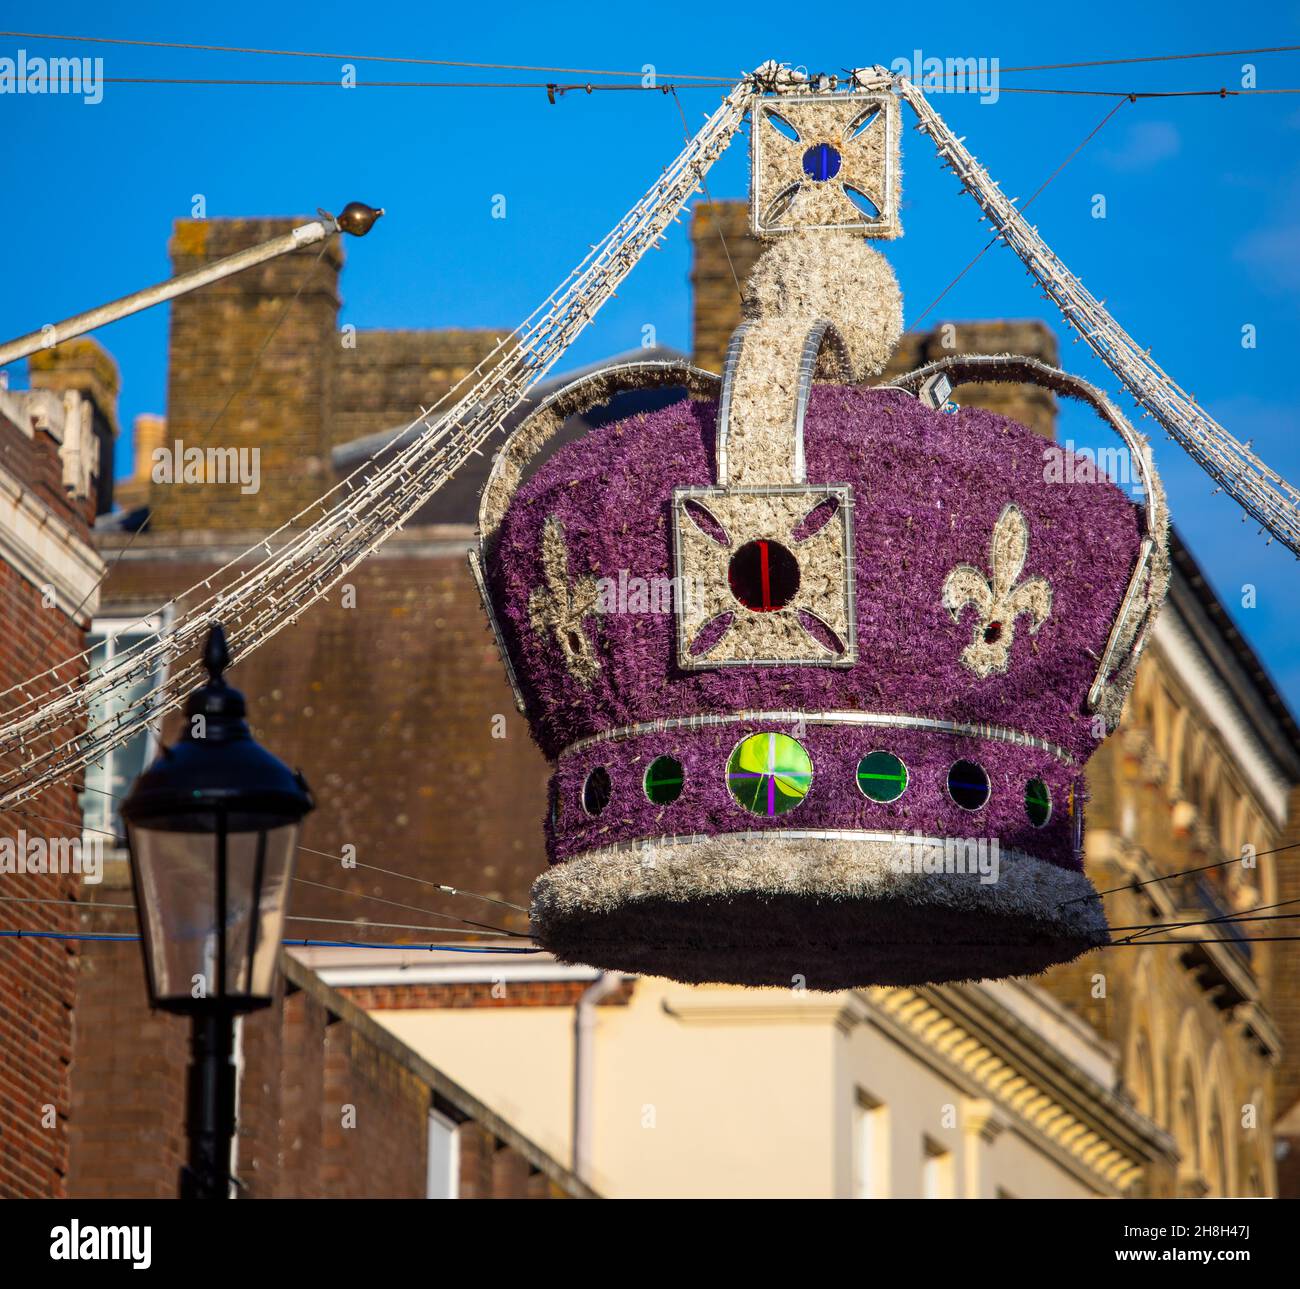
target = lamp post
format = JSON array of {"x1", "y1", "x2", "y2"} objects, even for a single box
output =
[
  {"x1": 0, "y1": 201, "x2": 383, "y2": 370},
  {"x1": 121, "y1": 623, "x2": 314, "y2": 1198}
]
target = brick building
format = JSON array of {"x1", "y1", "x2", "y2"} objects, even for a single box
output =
[
  {"x1": 68, "y1": 880, "x2": 590, "y2": 1199},
  {"x1": 0, "y1": 342, "x2": 113, "y2": 1197},
  {"x1": 4, "y1": 197, "x2": 1291, "y2": 1197}
]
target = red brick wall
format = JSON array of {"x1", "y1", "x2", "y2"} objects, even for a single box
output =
[
  {"x1": 0, "y1": 421, "x2": 84, "y2": 531},
  {"x1": 65, "y1": 880, "x2": 186, "y2": 1197},
  {"x1": 340, "y1": 979, "x2": 634, "y2": 1010},
  {"x1": 0, "y1": 433, "x2": 92, "y2": 1197},
  {"x1": 65, "y1": 906, "x2": 575, "y2": 1197},
  {"x1": 96, "y1": 531, "x2": 548, "y2": 925}
]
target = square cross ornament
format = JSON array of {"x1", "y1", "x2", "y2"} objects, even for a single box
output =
[
  {"x1": 750, "y1": 91, "x2": 901, "y2": 238},
  {"x1": 672, "y1": 484, "x2": 857, "y2": 669}
]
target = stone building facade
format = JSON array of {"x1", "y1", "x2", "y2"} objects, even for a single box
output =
[{"x1": 1045, "y1": 534, "x2": 1296, "y2": 1196}]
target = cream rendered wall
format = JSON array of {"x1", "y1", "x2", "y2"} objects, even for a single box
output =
[
  {"x1": 834, "y1": 1008, "x2": 1100, "y2": 1199},
  {"x1": 375, "y1": 1006, "x2": 576, "y2": 1168},
  {"x1": 372, "y1": 979, "x2": 1102, "y2": 1199},
  {"x1": 373, "y1": 978, "x2": 842, "y2": 1197},
  {"x1": 591, "y1": 978, "x2": 840, "y2": 1198},
  {"x1": 969, "y1": 1123, "x2": 1099, "y2": 1199}
]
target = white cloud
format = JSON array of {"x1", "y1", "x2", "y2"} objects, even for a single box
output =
[
  {"x1": 1099, "y1": 120, "x2": 1181, "y2": 172},
  {"x1": 1234, "y1": 221, "x2": 1300, "y2": 292}
]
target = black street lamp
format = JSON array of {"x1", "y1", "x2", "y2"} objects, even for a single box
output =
[{"x1": 122, "y1": 623, "x2": 314, "y2": 1198}]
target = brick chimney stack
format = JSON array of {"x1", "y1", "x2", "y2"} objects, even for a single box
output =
[
  {"x1": 688, "y1": 200, "x2": 1059, "y2": 438},
  {"x1": 689, "y1": 203, "x2": 763, "y2": 374},
  {"x1": 113, "y1": 412, "x2": 166, "y2": 513},
  {"x1": 27, "y1": 337, "x2": 120, "y2": 515},
  {"x1": 156, "y1": 217, "x2": 344, "y2": 531}
]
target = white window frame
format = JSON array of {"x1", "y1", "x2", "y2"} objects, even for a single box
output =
[
  {"x1": 853, "y1": 1088, "x2": 888, "y2": 1199},
  {"x1": 922, "y1": 1135, "x2": 955, "y2": 1200},
  {"x1": 427, "y1": 1107, "x2": 460, "y2": 1199},
  {"x1": 81, "y1": 610, "x2": 171, "y2": 849}
]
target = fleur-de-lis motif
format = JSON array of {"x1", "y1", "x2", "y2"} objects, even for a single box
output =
[
  {"x1": 942, "y1": 503, "x2": 1052, "y2": 678},
  {"x1": 528, "y1": 516, "x2": 600, "y2": 686}
]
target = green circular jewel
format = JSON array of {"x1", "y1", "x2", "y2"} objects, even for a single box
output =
[
  {"x1": 726, "y1": 732, "x2": 812, "y2": 817},
  {"x1": 644, "y1": 755, "x2": 684, "y2": 805},
  {"x1": 856, "y1": 750, "x2": 908, "y2": 803},
  {"x1": 1026, "y1": 778, "x2": 1052, "y2": 828}
]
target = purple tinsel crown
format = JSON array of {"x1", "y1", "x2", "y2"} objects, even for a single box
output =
[{"x1": 485, "y1": 384, "x2": 1148, "y2": 873}]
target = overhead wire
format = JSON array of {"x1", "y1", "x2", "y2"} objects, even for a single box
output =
[
  {"x1": 5, "y1": 924, "x2": 1300, "y2": 951},
  {"x1": 290, "y1": 875, "x2": 529, "y2": 938},
  {"x1": 9, "y1": 778, "x2": 529, "y2": 925},
  {"x1": 999, "y1": 45, "x2": 1300, "y2": 74},
  {"x1": 1088, "y1": 838, "x2": 1300, "y2": 900},
  {"x1": 1108, "y1": 891, "x2": 1300, "y2": 943},
  {"x1": 0, "y1": 928, "x2": 539, "y2": 952},
  {"x1": 910, "y1": 94, "x2": 1131, "y2": 328},
  {"x1": 0, "y1": 30, "x2": 730, "y2": 80},
  {"x1": 7, "y1": 30, "x2": 1299, "y2": 79},
  {"x1": 996, "y1": 86, "x2": 1300, "y2": 97},
  {"x1": 94, "y1": 77, "x2": 729, "y2": 91},
  {"x1": 296, "y1": 845, "x2": 528, "y2": 913}
]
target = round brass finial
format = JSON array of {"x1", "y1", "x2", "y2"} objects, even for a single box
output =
[{"x1": 334, "y1": 202, "x2": 385, "y2": 237}]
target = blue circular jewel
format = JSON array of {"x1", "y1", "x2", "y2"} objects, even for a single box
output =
[{"x1": 801, "y1": 142, "x2": 842, "y2": 182}]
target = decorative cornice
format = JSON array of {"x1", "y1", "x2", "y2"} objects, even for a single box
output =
[
  {"x1": 855, "y1": 983, "x2": 1178, "y2": 1195},
  {"x1": 1234, "y1": 1000, "x2": 1283, "y2": 1063},
  {"x1": 661, "y1": 991, "x2": 857, "y2": 1033},
  {"x1": 0, "y1": 463, "x2": 102, "y2": 622},
  {"x1": 1151, "y1": 609, "x2": 1292, "y2": 827}
]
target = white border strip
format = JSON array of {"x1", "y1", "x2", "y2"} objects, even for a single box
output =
[{"x1": 561, "y1": 709, "x2": 1077, "y2": 766}]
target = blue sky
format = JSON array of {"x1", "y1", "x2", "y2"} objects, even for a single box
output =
[{"x1": 2, "y1": 1, "x2": 1299, "y2": 711}]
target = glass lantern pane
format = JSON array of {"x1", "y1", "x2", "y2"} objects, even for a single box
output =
[
  {"x1": 129, "y1": 821, "x2": 299, "y2": 1005},
  {"x1": 230, "y1": 824, "x2": 298, "y2": 999},
  {"x1": 129, "y1": 824, "x2": 219, "y2": 1004}
]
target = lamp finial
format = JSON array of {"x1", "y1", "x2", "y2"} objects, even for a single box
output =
[{"x1": 204, "y1": 623, "x2": 230, "y2": 684}]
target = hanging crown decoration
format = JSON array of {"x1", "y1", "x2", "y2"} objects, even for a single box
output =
[
  {"x1": 476, "y1": 64, "x2": 1173, "y2": 989},
  {"x1": 3, "y1": 63, "x2": 1297, "y2": 989}
]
